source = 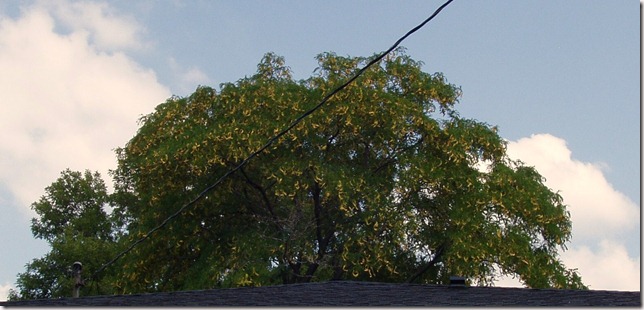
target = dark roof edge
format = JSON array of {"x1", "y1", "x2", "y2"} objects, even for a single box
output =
[{"x1": 1, "y1": 281, "x2": 640, "y2": 307}]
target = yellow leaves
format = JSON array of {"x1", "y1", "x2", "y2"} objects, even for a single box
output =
[
  {"x1": 365, "y1": 267, "x2": 374, "y2": 278},
  {"x1": 158, "y1": 153, "x2": 169, "y2": 165},
  {"x1": 278, "y1": 167, "x2": 288, "y2": 175},
  {"x1": 339, "y1": 204, "x2": 348, "y2": 213},
  {"x1": 386, "y1": 264, "x2": 399, "y2": 275},
  {"x1": 466, "y1": 178, "x2": 474, "y2": 189},
  {"x1": 221, "y1": 132, "x2": 233, "y2": 141},
  {"x1": 335, "y1": 105, "x2": 349, "y2": 115},
  {"x1": 269, "y1": 173, "x2": 283, "y2": 183},
  {"x1": 535, "y1": 214, "x2": 544, "y2": 222},
  {"x1": 236, "y1": 273, "x2": 254, "y2": 287},
  {"x1": 103, "y1": 51, "x2": 585, "y2": 290},
  {"x1": 191, "y1": 142, "x2": 200, "y2": 152}
]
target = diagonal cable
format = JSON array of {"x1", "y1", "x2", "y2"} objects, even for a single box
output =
[{"x1": 87, "y1": 0, "x2": 454, "y2": 283}]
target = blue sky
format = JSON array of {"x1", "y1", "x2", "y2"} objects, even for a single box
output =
[{"x1": 0, "y1": 0, "x2": 639, "y2": 298}]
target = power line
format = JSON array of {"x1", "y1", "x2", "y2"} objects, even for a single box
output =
[{"x1": 86, "y1": 0, "x2": 455, "y2": 284}]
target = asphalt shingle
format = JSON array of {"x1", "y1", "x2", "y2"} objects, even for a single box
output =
[{"x1": 2, "y1": 281, "x2": 640, "y2": 307}]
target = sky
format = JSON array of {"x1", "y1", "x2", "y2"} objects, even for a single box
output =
[{"x1": 0, "y1": 0, "x2": 639, "y2": 299}]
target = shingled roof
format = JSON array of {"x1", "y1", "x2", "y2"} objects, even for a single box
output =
[{"x1": 2, "y1": 281, "x2": 640, "y2": 307}]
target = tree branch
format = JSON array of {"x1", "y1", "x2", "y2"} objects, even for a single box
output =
[
  {"x1": 373, "y1": 135, "x2": 424, "y2": 174},
  {"x1": 312, "y1": 181, "x2": 324, "y2": 254},
  {"x1": 237, "y1": 167, "x2": 283, "y2": 232},
  {"x1": 407, "y1": 242, "x2": 447, "y2": 283}
]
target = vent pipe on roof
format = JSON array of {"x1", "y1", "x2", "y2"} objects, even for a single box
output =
[
  {"x1": 448, "y1": 276, "x2": 466, "y2": 288},
  {"x1": 72, "y1": 262, "x2": 84, "y2": 298}
]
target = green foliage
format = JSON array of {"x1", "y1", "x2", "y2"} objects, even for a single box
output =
[
  {"x1": 30, "y1": 170, "x2": 113, "y2": 242},
  {"x1": 110, "y1": 49, "x2": 584, "y2": 292},
  {"x1": 13, "y1": 49, "x2": 585, "y2": 300},
  {"x1": 10, "y1": 170, "x2": 122, "y2": 300}
]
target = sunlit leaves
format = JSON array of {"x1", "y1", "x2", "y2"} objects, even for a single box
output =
[{"x1": 105, "y1": 49, "x2": 586, "y2": 293}]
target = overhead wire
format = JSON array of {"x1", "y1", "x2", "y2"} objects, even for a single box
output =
[{"x1": 86, "y1": 0, "x2": 455, "y2": 284}]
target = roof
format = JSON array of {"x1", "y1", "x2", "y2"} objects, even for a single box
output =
[{"x1": 1, "y1": 281, "x2": 640, "y2": 307}]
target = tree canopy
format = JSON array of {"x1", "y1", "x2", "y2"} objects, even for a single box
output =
[
  {"x1": 12, "y1": 49, "x2": 585, "y2": 300},
  {"x1": 10, "y1": 169, "x2": 121, "y2": 300}
]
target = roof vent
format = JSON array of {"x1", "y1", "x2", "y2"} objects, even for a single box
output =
[{"x1": 449, "y1": 276, "x2": 466, "y2": 288}]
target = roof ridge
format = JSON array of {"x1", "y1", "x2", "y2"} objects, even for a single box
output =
[{"x1": 2, "y1": 280, "x2": 640, "y2": 307}]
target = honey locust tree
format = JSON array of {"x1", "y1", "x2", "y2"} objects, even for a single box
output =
[{"x1": 110, "y1": 49, "x2": 585, "y2": 293}]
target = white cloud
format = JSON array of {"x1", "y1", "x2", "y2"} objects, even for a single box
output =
[
  {"x1": 0, "y1": 1, "x2": 171, "y2": 216},
  {"x1": 0, "y1": 282, "x2": 12, "y2": 301},
  {"x1": 506, "y1": 134, "x2": 638, "y2": 242},
  {"x1": 167, "y1": 57, "x2": 213, "y2": 95},
  {"x1": 494, "y1": 274, "x2": 523, "y2": 288},
  {"x1": 39, "y1": 0, "x2": 148, "y2": 51},
  {"x1": 505, "y1": 133, "x2": 640, "y2": 291},
  {"x1": 560, "y1": 240, "x2": 640, "y2": 291},
  {"x1": 494, "y1": 240, "x2": 641, "y2": 291}
]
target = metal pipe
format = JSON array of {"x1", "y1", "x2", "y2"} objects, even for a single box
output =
[{"x1": 72, "y1": 262, "x2": 84, "y2": 298}]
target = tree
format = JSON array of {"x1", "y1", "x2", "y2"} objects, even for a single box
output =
[
  {"x1": 108, "y1": 48, "x2": 585, "y2": 293},
  {"x1": 9, "y1": 169, "x2": 123, "y2": 300}
]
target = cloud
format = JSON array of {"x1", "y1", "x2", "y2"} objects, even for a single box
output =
[
  {"x1": 560, "y1": 240, "x2": 640, "y2": 291},
  {"x1": 39, "y1": 0, "x2": 148, "y2": 51},
  {"x1": 493, "y1": 275, "x2": 523, "y2": 288},
  {"x1": 0, "y1": 282, "x2": 12, "y2": 301},
  {"x1": 506, "y1": 134, "x2": 638, "y2": 242},
  {"x1": 493, "y1": 240, "x2": 641, "y2": 291},
  {"x1": 505, "y1": 133, "x2": 640, "y2": 291},
  {"x1": 167, "y1": 57, "x2": 213, "y2": 95},
  {"x1": 0, "y1": 1, "x2": 171, "y2": 216}
]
